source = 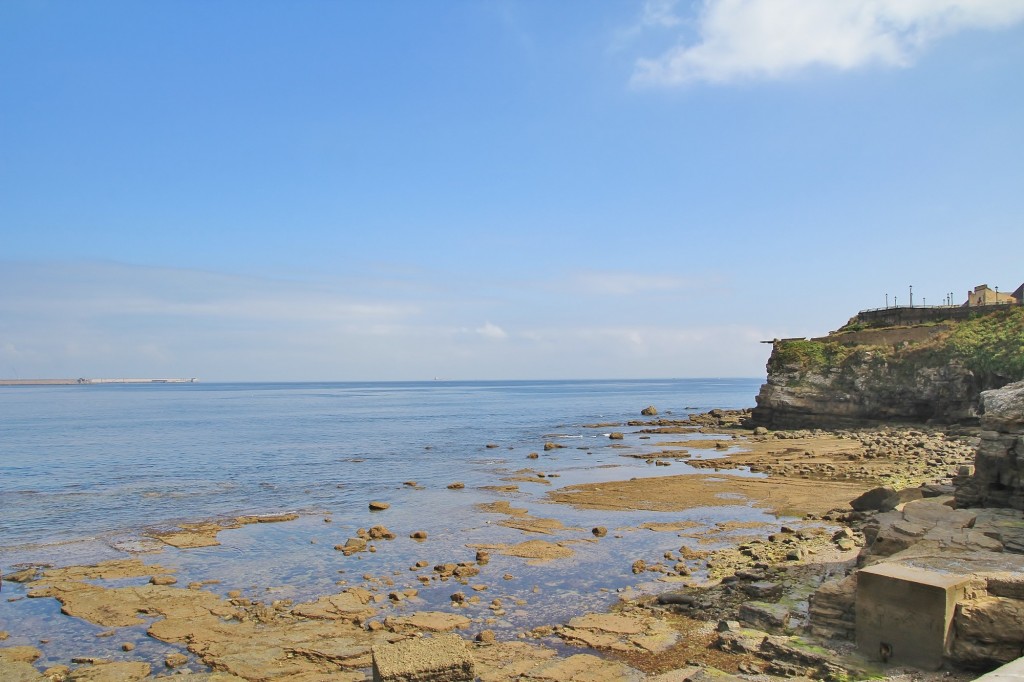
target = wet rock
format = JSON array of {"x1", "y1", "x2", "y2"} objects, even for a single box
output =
[
  {"x1": 631, "y1": 560, "x2": 646, "y2": 574},
  {"x1": 235, "y1": 512, "x2": 299, "y2": 524},
  {"x1": 609, "y1": 432, "x2": 624, "y2": 440},
  {"x1": 592, "y1": 527, "x2": 607, "y2": 538},
  {"x1": 657, "y1": 592, "x2": 696, "y2": 607},
  {"x1": 482, "y1": 540, "x2": 573, "y2": 562},
  {"x1": 368, "y1": 525, "x2": 395, "y2": 540},
  {"x1": 454, "y1": 564, "x2": 480, "y2": 579},
  {"x1": 383, "y1": 611, "x2": 472, "y2": 633},
  {"x1": 66, "y1": 661, "x2": 152, "y2": 681},
  {"x1": 476, "y1": 629, "x2": 496, "y2": 644},
  {"x1": 150, "y1": 575, "x2": 177, "y2": 586},
  {"x1": 743, "y1": 582, "x2": 782, "y2": 600},
  {"x1": 3, "y1": 567, "x2": 41, "y2": 583},
  {"x1": 368, "y1": 501, "x2": 390, "y2": 511},
  {"x1": 290, "y1": 588, "x2": 376, "y2": 621},
  {"x1": 164, "y1": 653, "x2": 188, "y2": 668},
  {"x1": 527, "y1": 452, "x2": 539, "y2": 459},
  {"x1": 338, "y1": 538, "x2": 368, "y2": 556},
  {"x1": 0, "y1": 660, "x2": 45, "y2": 682},
  {"x1": 410, "y1": 531, "x2": 428, "y2": 540},
  {"x1": 739, "y1": 601, "x2": 790, "y2": 631},
  {"x1": 641, "y1": 406, "x2": 658, "y2": 416},
  {"x1": 447, "y1": 482, "x2": 465, "y2": 489},
  {"x1": 0, "y1": 647, "x2": 41, "y2": 663},
  {"x1": 371, "y1": 634, "x2": 475, "y2": 682}
]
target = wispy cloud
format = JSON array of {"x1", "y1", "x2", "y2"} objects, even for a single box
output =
[
  {"x1": 475, "y1": 322, "x2": 509, "y2": 340},
  {"x1": 0, "y1": 260, "x2": 767, "y2": 380},
  {"x1": 631, "y1": 0, "x2": 1024, "y2": 86},
  {"x1": 569, "y1": 270, "x2": 709, "y2": 296}
]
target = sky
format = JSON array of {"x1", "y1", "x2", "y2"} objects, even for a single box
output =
[{"x1": 1, "y1": 0, "x2": 1023, "y2": 382}]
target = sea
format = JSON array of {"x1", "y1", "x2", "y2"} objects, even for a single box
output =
[{"x1": 0, "y1": 378, "x2": 770, "y2": 669}]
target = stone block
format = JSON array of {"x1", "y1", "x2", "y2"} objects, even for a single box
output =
[
  {"x1": 856, "y1": 562, "x2": 971, "y2": 670},
  {"x1": 372, "y1": 634, "x2": 475, "y2": 682}
]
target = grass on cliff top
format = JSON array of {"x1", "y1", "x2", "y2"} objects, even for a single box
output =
[
  {"x1": 947, "y1": 306, "x2": 1024, "y2": 383},
  {"x1": 771, "y1": 307, "x2": 1024, "y2": 384},
  {"x1": 767, "y1": 339, "x2": 856, "y2": 373}
]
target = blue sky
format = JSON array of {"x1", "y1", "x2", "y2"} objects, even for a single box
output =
[{"x1": 2, "y1": 1, "x2": 1023, "y2": 381}]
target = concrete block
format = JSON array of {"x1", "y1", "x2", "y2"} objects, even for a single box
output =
[
  {"x1": 856, "y1": 562, "x2": 971, "y2": 670},
  {"x1": 371, "y1": 634, "x2": 475, "y2": 682}
]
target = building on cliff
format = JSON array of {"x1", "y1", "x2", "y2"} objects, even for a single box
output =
[{"x1": 964, "y1": 283, "x2": 1020, "y2": 307}]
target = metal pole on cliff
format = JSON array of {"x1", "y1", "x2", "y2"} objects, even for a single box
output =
[
  {"x1": 909, "y1": 285, "x2": 913, "y2": 308},
  {"x1": 886, "y1": 293, "x2": 889, "y2": 308}
]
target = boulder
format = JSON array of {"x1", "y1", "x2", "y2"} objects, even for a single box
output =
[
  {"x1": 850, "y1": 487, "x2": 896, "y2": 512},
  {"x1": 981, "y1": 381, "x2": 1024, "y2": 429}
]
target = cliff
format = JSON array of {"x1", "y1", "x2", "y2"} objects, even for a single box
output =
[
  {"x1": 956, "y1": 380, "x2": 1024, "y2": 510},
  {"x1": 752, "y1": 307, "x2": 1024, "y2": 428}
]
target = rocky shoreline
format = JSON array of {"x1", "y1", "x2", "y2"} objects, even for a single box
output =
[{"x1": 2, "y1": 396, "x2": 1019, "y2": 681}]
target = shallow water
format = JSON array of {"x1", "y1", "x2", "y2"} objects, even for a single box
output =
[{"x1": 0, "y1": 378, "x2": 773, "y2": 669}]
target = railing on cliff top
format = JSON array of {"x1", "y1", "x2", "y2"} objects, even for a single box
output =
[
  {"x1": 852, "y1": 301, "x2": 1020, "y2": 327},
  {"x1": 857, "y1": 301, "x2": 1018, "y2": 315}
]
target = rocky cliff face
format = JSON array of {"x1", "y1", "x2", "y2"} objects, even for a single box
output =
[
  {"x1": 752, "y1": 308, "x2": 1024, "y2": 428},
  {"x1": 956, "y1": 380, "x2": 1024, "y2": 510}
]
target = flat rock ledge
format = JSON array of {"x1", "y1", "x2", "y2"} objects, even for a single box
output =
[{"x1": 371, "y1": 634, "x2": 474, "y2": 682}]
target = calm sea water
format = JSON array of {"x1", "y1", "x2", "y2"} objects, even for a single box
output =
[
  {"x1": 0, "y1": 378, "x2": 759, "y2": 554},
  {"x1": 1, "y1": 378, "x2": 770, "y2": 668}
]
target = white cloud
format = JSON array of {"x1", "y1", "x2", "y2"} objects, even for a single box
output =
[
  {"x1": 632, "y1": 0, "x2": 1024, "y2": 86},
  {"x1": 569, "y1": 271, "x2": 700, "y2": 296},
  {"x1": 642, "y1": 0, "x2": 684, "y2": 29},
  {"x1": 475, "y1": 322, "x2": 508, "y2": 340}
]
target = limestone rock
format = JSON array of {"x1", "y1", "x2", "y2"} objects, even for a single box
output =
[
  {"x1": 751, "y1": 327, "x2": 1001, "y2": 428},
  {"x1": 383, "y1": 611, "x2": 471, "y2": 633},
  {"x1": 0, "y1": 647, "x2": 41, "y2": 664},
  {"x1": 0, "y1": 660, "x2": 45, "y2": 682},
  {"x1": 371, "y1": 634, "x2": 474, "y2": 682},
  {"x1": 66, "y1": 661, "x2": 152, "y2": 681},
  {"x1": 981, "y1": 381, "x2": 1024, "y2": 429},
  {"x1": 739, "y1": 601, "x2": 790, "y2": 631}
]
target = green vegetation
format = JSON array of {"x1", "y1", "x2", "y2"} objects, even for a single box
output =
[
  {"x1": 768, "y1": 339, "x2": 855, "y2": 373},
  {"x1": 946, "y1": 307, "x2": 1024, "y2": 383},
  {"x1": 771, "y1": 307, "x2": 1024, "y2": 387}
]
